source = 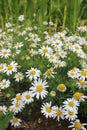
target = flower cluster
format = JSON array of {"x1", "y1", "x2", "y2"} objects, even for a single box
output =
[{"x1": 0, "y1": 19, "x2": 87, "y2": 130}]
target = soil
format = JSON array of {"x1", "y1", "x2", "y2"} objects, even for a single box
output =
[{"x1": 7, "y1": 105, "x2": 71, "y2": 130}]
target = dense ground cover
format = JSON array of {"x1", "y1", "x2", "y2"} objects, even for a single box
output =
[{"x1": 0, "y1": 0, "x2": 87, "y2": 130}]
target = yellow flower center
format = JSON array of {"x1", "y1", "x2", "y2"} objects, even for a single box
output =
[
  {"x1": 0, "y1": 109, "x2": 5, "y2": 113},
  {"x1": 68, "y1": 101, "x2": 75, "y2": 107},
  {"x1": 56, "y1": 109, "x2": 62, "y2": 116},
  {"x1": 56, "y1": 62, "x2": 61, "y2": 67},
  {"x1": 26, "y1": 94, "x2": 30, "y2": 99},
  {"x1": 15, "y1": 102, "x2": 20, "y2": 107},
  {"x1": 7, "y1": 65, "x2": 13, "y2": 70},
  {"x1": 3, "y1": 51, "x2": 7, "y2": 55},
  {"x1": 43, "y1": 48, "x2": 48, "y2": 53},
  {"x1": 46, "y1": 107, "x2": 52, "y2": 113},
  {"x1": 57, "y1": 84, "x2": 66, "y2": 91},
  {"x1": 30, "y1": 70, "x2": 36, "y2": 76},
  {"x1": 73, "y1": 92, "x2": 84, "y2": 100},
  {"x1": 17, "y1": 75, "x2": 22, "y2": 79},
  {"x1": 45, "y1": 70, "x2": 52, "y2": 76},
  {"x1": 74, "y1": 121, "x2": 82, "y2": 130},
  {"x1": 13, "y1": 117, "x2": 18, "y2": 123},
  {"x1": 70, "y1": 71, "x2": 75, "y2": 76},
  {"x1": 75, "y1": 46, "x2": 79, "y2": 50},
  {"x1": 50, "y1": 55, "x2": 54, "y2": 59},
  {"x1": 16, "y1": 95, "x2": 21, "y2": 100},
  {"x1": 79, "y1": 80, "x2": 86, "y2": 85},
  {"x1": 68, "y1": 111, "x2": 74, "y2": 115},
  {"x1": 16, "y1": 43, "x2": 20, "y2": 46},
  {"x1": 80, "y1": 70, "x2": 87, "y2": 76},
  {"x1": 0, "y1": 65, "x2": 3, "y2": 69},
  {"x1": 36, "y1": 85, "x2": 43, "y2": 92},
  {"x1": 3, "y1": 81, "x2": 6, "y2": 85}
]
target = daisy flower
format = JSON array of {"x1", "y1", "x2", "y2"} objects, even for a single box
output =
[
  {"x1": 18, "y1": 15, "x2": 24, "y2": 21},
  {"x1": 71, "y1": 44, "x2": 82, "y2": 53},
  {"x1": 0, "y1": 48, "x2": 11, "y2": 58},
  {"x1": 68, "y1": 119, "x2": 87, "y2": 130},
  {"x1": 52, "y1": 106, "x2": 64, "y2": 121},
  {"x1": 63, "y1": 98, "x2": 79, "y2": 110},
  {"x1": 10, "y1": 116, "x2": 21, "y2": 127},
  {"x1": 38, "y1": 45, "x2": 53, "y2": 57},
  {"x1": 76, "y1": 80, "x2": 87, "y2": 90},
  {"x1": 14, "y1": 72, "x2": 24, "y2": 82},
  {"x1": 41, "y1": 102, "x2": 54, "y2": 118},
  {"x1": 11, "y1": 100, "x2": 24, "y2": 114},
  {"x1": 57, "y1": 83, "x2": 67, "y2": 92},
  {"x1": 30, "y1": 78, "x2": 48, "y2": 99},
  {"x1": 63, "y1": 108, "x2": 78, "y2": 121},
  {"x1": 0, "y1": 105, "x2": 8, "y2": 114},
  {"x1": 22, "y1": 91, "x2": 34, "y2": 104},
  {"x1": 78, "y1": 69, "x2": 87, "y2": 81},
  {"x1": 44, "y1": 68, "x2": 55, "y2": 79},
  {"x1": 73, "y1": 92, "x2": 87, "y2": 102},
  {"x1": 14, "y1": 42, "x2": 23, "y2": 49},
  {"x1": 4, "y1": 61, "x2": 18, "y2": 75},
  {"x1": 26, "y1": 68, "x2": 41, "y2": 80},
  {"x1": 0, "y1": 79, "x2": 10, "y2": 90},
  {"x1": 0, "y1": 63, "x2": 6, "y2": 73}
]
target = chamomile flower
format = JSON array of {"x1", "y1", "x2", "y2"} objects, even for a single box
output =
[
  {"x1": 10, "y1": 116, "x2": 21, "y2": 127},
  {"x1": 22, "y1": 91, "x2": 34, "y2": 104},
  {"x1": 0, "y1": 105, "x2": 7, "y2": 114},
  {"x1": 78, "y1": 69, "x2": 87, "y2": 81},
  {"x1": 41, "y1": 102, "x2": 54, "y2": 118},
  {"x1": 63, "y1": 108, "x2": 78, "y2": 121},
  {"x1": 0, "y1": 63, "x2": 6, "y2": 72},
  {"x1": 44, "y1": 68, "x2": 55, "y2": 79},
  {"x1": 4, "y1": 61, "x2": 18, "y2": 75},
  {"x1": 69, "y1": 119, "x2": 87, "y2": 130},
  {"x1": 18, "y1": 15, "x2": 24, "y2": 21},
  {"x1": 14, "y1": 72, "x2": 24, "y2": 82},
  {"x1": 30, "y1": 78, "x2": 48, "y2": 99},
  {"x1": 76, "y1": 80, "x2": 87, "y2": 90},
  {"x1": 73, "y1": 92, "x2": 87, "y2": 102},
  {"x1": 12, "y1": 100, "x2": 24, "y2": 114},
  {"x1": 71, "y1": 44, "x2": 82, "y2": 53},
  {"x1": 38, "y1": 45, "x2": 53, "y2": 57},
  {"x1": 14, "y1": 42, "x2": 23, "y2": 49},
  {"x1": 54, "y1": 60, "x2": 66, "y2": 68},
  {"x1": 0, "y1": 79, "x2": 10, "y2": 89},
  {"x1": 0, "y1": 48, "x2": 11, "y2": 58},
  {"x1": 52, "y1": 106, "x2": 64, "y2": 121},
  {"x1": 63, "y1": 98, "x2": 79, "y2": 110},
  {"x1": 67, "y1": 67, "x2": 80, "y2": 79},
  {"x1": 26, "y1": 68, "x2": 41, "y2": 80},
  {"x1": 57, "y1": 83, "x2": 67, "y2": 92}
]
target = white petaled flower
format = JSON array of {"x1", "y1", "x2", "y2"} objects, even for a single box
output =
[
  {"x1": 63, "y1": 98, "x2": 79, "y2": 110},
  {"x1": 22, "y1": 91, "x2": 34, "y2": 104},
  {"x1": 14, "y1": 72, "x2": 24, "y2": 82},
  {"x1": 47, "y1": 54, "x2": 57, "y2": 63},
  {"x1": 57, "y1": 83, "x2": 67, "y2": 92},
  {"x1": 0, "y1": 105, "x2": 8, "y2": 114},
  {"x1": 0, "y1": 48, "x2": 11, "y2": 58},
  {"x1": 18, "y1": 15, "x2": 24, "y2": 21},
  {"x1": 59, "y1": 51, "x2": 67, "y2": 58},
  {"x1": 0, "y1": 79, "x2": 10, "y2": 90},
  {"x1": 12, "y1": 93, "x2": 22, "y2": 102},
  {"x1": 10, "y1": 116, "x2": 21, "y2": 127},
  {"x1": 71, "y1": 44, "x2": 82, "y2": 53},
  {"x1": 26, "y1": 68, "x2": 41, "y2": 80},
  {"x1": 0, "y1": 63, "x2": 6, "y2": 72},
  {"x1": 4, "y1": 61, "x2": 18, "y2": 75},
  {"x1": 14, "y1": 42, "x2": 23, "y2": 49},
  {"x1": 41, "y1": 102, "x2": 55, "y2": 118},
  {"x1": 67, "y1": 67, "x2": 80, "y2": 79},
  {"x1": 68, "y1": 119, "x2": 87, "y2": 130},
  {"x1": 78, "y1": 69, "x2": 87, "y2": 81},
  {"x1": 63, "y1": 108, "x2": 78, "y2": 121},
  {"x1": 30, "y1": 78, "x2": 48, "y2": 99},
  {"x1": 38, "y1": 45, "x2": 53, "y2": 57},
  {"x1": 73, "y1": 92, "x2": 87, "y2": 102},
  {"x1": 54, "y1": 60, "x2": 66, "y2": 68},
  {"x1": 52, "y1": 106, "x2": 64, "y2": 121},
  {"x1": 44, "y1": 68, "x2": 55, "y2": 79},
  {"x1": 11, "y1": 100, "x2": 25, "y2": 114},
  {"x1": 76, "y1": 80, "x2": 87, "y2": 90}
]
